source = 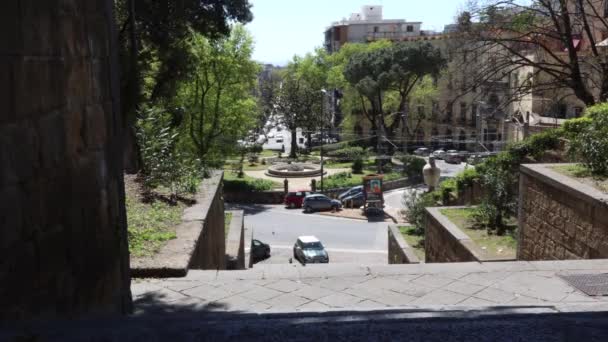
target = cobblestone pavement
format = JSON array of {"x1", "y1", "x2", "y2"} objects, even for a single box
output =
[{"x1": 133, "y1": 260, "x2": 608, "y2": 315}]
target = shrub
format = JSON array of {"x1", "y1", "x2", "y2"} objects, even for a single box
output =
[
  {"x1": 398, "y1": 155, "x2": 426, "y2": 180},
  {"x1": 223, "y1": 177, "x2": 275, "y2": 192},
  {"x1": 327, "y1": 146, "x2": 367, "y2": 162},
  {"x1": 323, "y1": 172, "x2": 356, "y2": 189},
  {"x1": 454, "y1": 167, "x2": 479, "y2": 191},
  {"x1": 352, "y1": 157, "x2": 364, "y2": 174},
  {"x1": 569, "y1": 103, "x2": 608, "y2": 175},
  {"x1": 438, "y1": 178, "x2": 457, "y2": 204},
  {"x1": 401, "y1": 191, "x2": 439, "y2": 235}
]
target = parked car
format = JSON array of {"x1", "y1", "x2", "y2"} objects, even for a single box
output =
[
  {"x1": 293, "y1": 236, "x2": 329, "y2": 264},
  {"x1": 302, "y1": 194, "x2": 342, "y2": 213},
  {"x1": 267, "y1": 132, "x2": 275, "y2": 138},
  {"x1": 275, "y1": 137, "x2": 284, "y2": 143},
  {"x1": 458, "y1": 151, "x2": 469, "y2": 158},
  {"x1": 284, "y1": 190, "x2": 313, "y2": 209},
  {"x1": 251, "y1": 239, "x2": 270, "y2": 261},
  {"x1": 338, "y1": 185, "x2": 363, "y2": 201},
  {"x1": 432, "y1": 149, "x2": 446, "y2": 160},
  {"x1": 414, "y1": 147, "x2": 431, "y2": 156},
  {"x1": 342, "y1": 192, "x2": 366, "y2": 208},
  {"x1": 444, "y1": 150, "x2": 461, "y2": 164}
]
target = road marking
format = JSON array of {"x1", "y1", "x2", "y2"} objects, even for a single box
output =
[{"x1": 269, "y1": 245, "x2": 387, "y2": 254}]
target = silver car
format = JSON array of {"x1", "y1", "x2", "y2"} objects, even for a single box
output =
[
  {"x1": 444, "y1": 150, "x2": 461, "y2": 164},
  {"x1": 432, "y1": 149, "x2": 446, "y2": 160},
  {"x1": 303, "y1": 194, "x2": 342, "y2": 213},
  {"x1": 293, "y1": 236, "x2": 329, "y2": 264}
]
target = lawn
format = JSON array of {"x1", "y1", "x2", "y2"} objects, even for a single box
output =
[
  {"x1": 398, "y1": 226, "x2": 425, "y2": 261},
  {"x1": 440, "y1": 208, "x2": 517, "y2": 259},
  {"x1": 322, "y1": 169, "x2": 402, "y2": 189},
  {"x1": 224, "y1": 160, "x2": 268, "y2": 171},
  {"x1": 552, "y1": 164, "x2": 608, "y2": 193},
  {"x1": 125, "y1": 176, "x2": 186, "y2": 258}
]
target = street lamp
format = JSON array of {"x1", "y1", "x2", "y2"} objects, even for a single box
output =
[{"x1": 320, "y1": 89, "x2": 328, "y2": 192}]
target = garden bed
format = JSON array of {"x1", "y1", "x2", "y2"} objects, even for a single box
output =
[
  {"x1": 398, "y1": 226, "x2": 425, "y2": 261},
  {"x1": 124, "y1": 175, "x2": 191, "y2": 258},
  {"x1": 551, "y1": 164, "x2": 608, "y2": 193},
  {"x1": 439, "y1": 208, "x2": 517, "y2": 259}
]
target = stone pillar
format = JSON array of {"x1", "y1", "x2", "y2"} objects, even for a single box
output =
[
  {"x1": 0, "y1": 0, "x2": 132, "y2": 319},
  {"x1": 284, "y1": 179, "x2": 289, "y2": 194},
  {"x1": 311, "y1": 179, "x2": 317, "y2": 192}
]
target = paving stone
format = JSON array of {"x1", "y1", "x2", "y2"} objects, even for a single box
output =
[
  {"x1": 392, "y1": 282, "x2": 436, "y2": 297},
  {"x1": 457, "y1": 297, "x2": 496, "y2": 306},
  {"x1": 411, "y1": 274, "x2": 455, "y2": 288},
  {"x1": 411, "y1": 290, "x2": 468, "y2": 305},
  {"x1": 354, "y1": 299, "x2": 389, "y2": 309},
  {"x1": 291, "y1": 285, "x2": 336, "y2": 300},
  {"x1": 213, "y1": 280, "x2": 259, "y2": 295},
  {"x1": 353, "y1": 277, "x2": 407, "y2": 292},
  {"x1": 212, "y1": 295, "x2": 259, "y2": 311},
  {"x1": 131, "y1": 282, "x2": 164, "y2": 299},
  {"x1": 314, "y1": 277, "x2": 359, "y2": 291},
  {"x1": 164, "y1": 280, "x2": 209, "y2": 292},
  {"x1": 344, "y1": 286, "x2": 387, "y2": 300},
  {"x1": 561, "y1": 292, "x2": 599, "y2": 303},
  {"x1": 473, "y1": 287, "x2": 518, "y2": 304},
  {"x1": 296, "y1": 301, "x2": 331, "y2": 311},
  {"x1": 387, "y1": 274, "x2": 423, "y2": 283},
  {"x1": 317, "y1": 293, "x2": 362, "y2": 308},
  {"x1": 444, "y1": 281, "x2": 485, "y2": 296},
  {"x1": 459, "y1": 272, "x2": 511, "y2": 287},
  {"x1": 491, "y1": 273, "x2": 574, "y2": 302},
  {"x1": 265, "y1": 293, "x2": 310, "y2": 310},
  {"x1": 507, "y1": 295, "x2": 549, "y2": 305},
  {"x1": 240, "y1": 286, "x2": 283, "y2": 302},
  {"x1": 182, "y1": 284, "x2": 231, "y2": 302},
  {"x1": 265, "y1": 279, "x2": 304, "y2": 293},
  {"x1": 370, "y1": 291, "x2": 416, "y2": 307}
]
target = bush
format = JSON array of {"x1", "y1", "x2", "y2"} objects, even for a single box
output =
[
  {"x1": 323, "y1": 172, "x2": 356, "y2": 189},
  {"x1": 352, "y1": 158, "x2": 364, "y2": 174},
  {"x1": 223, "y1": 177, "x2": 275, "y2": 192},
  {"x1": 454, "y1": 167, "x2": 479, "y2": 191},
  {"x1": 398, "y1": 155, "x2": 426, "y2": 180},
  {"x1": 438, "y1": 178, "x2": 457, "y2": 204},
  {"x1": 401, "y1": 191, "x2": 439, "y2": 235},
  {"x1": 568, "y1": 103, "x2": 608, "y2": 175},
  {"x1": 327, "y1": 146, "x2": 367, "y2": 162}
]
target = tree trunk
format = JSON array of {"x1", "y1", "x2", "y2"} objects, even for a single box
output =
[
  {"x1": 290, "y1": 127, "x2": 298, "y2": 159},
  {"x1": 123, "y1": 0, "x2": 141, "y2": 173}
]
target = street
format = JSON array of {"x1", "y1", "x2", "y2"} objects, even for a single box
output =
[{"x1": 227, "y1": 204, "x2": 388, "y2": 265}]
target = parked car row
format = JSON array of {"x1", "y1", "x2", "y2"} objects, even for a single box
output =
[
  {"x1": 251, "y1": 236, "x2": 330, "y2": 265},
  {"x1": 284, "y1": 191, "x2": 342, "y2": 213}
]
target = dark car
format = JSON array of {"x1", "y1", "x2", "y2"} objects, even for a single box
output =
[
  {"x1": 293, "y1": 236, "x2": 329, "y2": 264},
  {"x1": 303, "y1": 194, "x2": 342, "y2": 213},
  {"x1": 338, "y1": 185, "x2": 363, "y2": 201},
  {"x1": 251, "y1": 239, "x2": 270, "y2": 261},
  {"x1": 284, "y1": 190, "x2": 313, "y2": 209},
  {"x1": 342, "y1": 192, "x2": 365, "y2": 208}
]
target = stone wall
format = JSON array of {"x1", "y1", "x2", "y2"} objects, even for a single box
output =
[
  {"x1": 224, "y1": 190, "x2": 285, "y2": 204},
  {"x1": 388, "y1": 225, "x2": 420, "y2": 264},
  {"x1": 425, "y1": 207, "x2": 481, "y2": 263},
  {"x1": 130, "y1": 171, "x2": 227, "y2": 277},
  {"x1": 0, "y1": 1, "x2": 132, "y2": 319},
  {"x1": 226, "y1": 210, "x2": 246, "y2": 270},
  {"x1": 518, "y1": 164, "x2": 608, "y2": 260}
]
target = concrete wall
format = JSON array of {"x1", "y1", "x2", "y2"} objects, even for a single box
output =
[
  {"x1": 388, "y1": 225, "x2": 420, "y2": 264},
  {"x1": 518, "y1": 164, "x2": 608, "y2": 260},
  {"x1": 226, "y1": 211, "x2": 246, "y2": 270},
  {"x1": 0, "y1": 1, "x2": 132, "y2": 319}
]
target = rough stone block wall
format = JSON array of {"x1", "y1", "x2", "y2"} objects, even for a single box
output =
[
  {"x1": 0, "y1": 1, "x2": 132, "y2": 319},
  {"x1": 518, "y1": 165, "x2": 608, "y2": 260},
  {"x1": 388, "y1": 225, "x2": 420, "y2": 264},
  {"x1": 424, "y1": 208, "x2": 480, "y2": 263},
  {"x1": 189, "y1": 171, "x2": 226, "y2": 270}
]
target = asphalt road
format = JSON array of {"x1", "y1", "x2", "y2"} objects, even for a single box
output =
[{"x1": 226, "y1": 204, "x2": 388, "y2": 265}]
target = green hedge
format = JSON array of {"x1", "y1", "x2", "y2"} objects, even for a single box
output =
[
  {"x1": 567, "y1": 103, "x2": 608, "y2": 175},
  {"x1": 327, "y1": 147, "x2": 367, "y2": 162},
  {"x1": 397, "y1": 154, "x2": 426, "y2": 179},
  {"x1": 224, "y1": 177, "x2": 275, "y2": 192}
]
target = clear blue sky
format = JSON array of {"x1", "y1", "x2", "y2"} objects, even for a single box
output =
[{"x1": 246, "y1": 0, "x2": 467, "y2": 66}]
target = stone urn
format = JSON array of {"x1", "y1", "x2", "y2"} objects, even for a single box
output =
[{"x1": 423, "y1": 157, "x2": 441, "y2": 192}]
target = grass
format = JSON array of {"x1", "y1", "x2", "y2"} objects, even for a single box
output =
[
  {"x1": 225, "y1": 212, "x2": 233, "y2": 239},
  {"x1": 323, "y1": 169, "x2": 402, "y2": 189},
  {"x1": 440, "y1": 208, "x2": 517, "y2": 259},
  {"x1": 398, "y1": 226, "x2": 425, "y2": 261},
  {"x1": 224, "y1": 161, "x2": 268, "y2": 171},
  {"x1": 552, "y1": 164, "x2": 608, "y2": 193},
  {"x1": 126, "y1": 191, "x2": 183, "y2": 258}
]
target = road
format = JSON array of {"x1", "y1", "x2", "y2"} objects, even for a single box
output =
[
  {"x1": 385, "y1": 159, "x2": 470, "y2": 213},
  {"x1": 262, "y1": 127, "x2": 306, "y2": 155},
  {"x1": 227, "y1": 204, "x2": 388, "y2": 265}
]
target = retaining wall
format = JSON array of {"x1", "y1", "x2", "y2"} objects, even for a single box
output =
[
  {"x1": 388, "y1": 225, "x2": 420, "y2": 264},
  {"x1": 226, "y1": 211, "x2": 246, "y2": 270},
  {"x1": 518, "y1": 164, "x2": 608, "y2": 260}
]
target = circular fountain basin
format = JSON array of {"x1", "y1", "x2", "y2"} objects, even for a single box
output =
[{"x1": 265, "y1": 163, "x2": 325, "y2": 178}]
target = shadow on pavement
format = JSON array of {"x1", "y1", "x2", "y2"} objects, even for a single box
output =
[{"x1": 225, "y1": 203, "x2": 274, "y2": 216}]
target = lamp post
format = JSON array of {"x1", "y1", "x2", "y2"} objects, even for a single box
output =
[{"x1": 320, "y1": 89, "x2": 328, "y2": 191}]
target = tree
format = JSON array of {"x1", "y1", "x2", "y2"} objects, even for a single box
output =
[
  {"x1": 343, "y1": 43, "x2": 445, "y2": 159},
  {"x1": 180, "y1": 25, "x2": 260, "y2": 168},
  {"x1": 275, "y1": 51, "x2": 329, "y2": 158},
  {"x1": 460, "y1": 0, "x2": 608, "y2": 108},
  {"x1": 115, "y1": 0, "x2": 253, "y2": 172}
]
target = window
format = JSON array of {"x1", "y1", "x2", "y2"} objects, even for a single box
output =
[
  {"x1": 406, "y1": 25, "x2": 414, "y2": 32},
  {"x1": 605, "y1": 0, "x2": 608, "y2": 18},
  {"x1": 446, "y1": 102, "x2": 453, "y2": 121},
  {"x1": 471, "y1": 104, "x2": 478, "y2": 119},
  {"x1": 460, "y1": 102, "x2": 467, "y2": 121},
  {"x1": 373, "y1": 26, "x2": 379, "y2": 33},
  {"x1": 574, "y1": 107, "x2": 583, "y2": 117}
]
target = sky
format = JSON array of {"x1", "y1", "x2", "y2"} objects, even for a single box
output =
[{"x1": 245, "y1": 0, "x2": 468, "y2": 66}]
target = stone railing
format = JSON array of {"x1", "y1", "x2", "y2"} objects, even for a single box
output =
[
  {"x1": 518, "y1": 164, "x2": 608, "y2": 260},
  {"x1": 226, "y1": 211, "x2": 246, "y2": 270},
  {"x1": 131, "y1": 171, "x2": 226, "y2": 277},
  {"x1": 425, "y1": 206, "x2": 515, "y2": 263},
  {"x1": 388, "y1": 225, "x2": 420, "y2": 264}
]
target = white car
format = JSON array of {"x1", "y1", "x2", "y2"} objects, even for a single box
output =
[
  {"x1": 444, "y1": 150, "x2": 461, "y2": 164},
  {"x1": 276, "y1": 137, "x2": 284, "y2": 143},
  {"x1": 414, "y1": 147, "x2": 430, "y2": 156},
  {"x1": 293, "y1": 236, "x2": 329, "y2": 264},
  {"x1": 432, "y1": 149, "x2": 446, "y2": 160},
  {"x1": 267, "y1": 132, "x2": 275, "y2": 138}
]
